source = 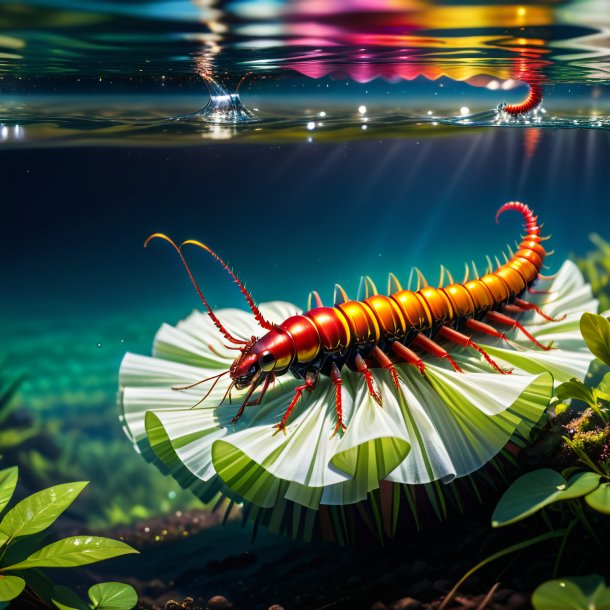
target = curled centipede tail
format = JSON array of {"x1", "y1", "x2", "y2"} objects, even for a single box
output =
[
  {"x1": 496, "y1": 201, "x2": 539, "y2": 237},
  {"x1": 496, "y1": 201, "x2": 546, "y2": 285},
  {"x1": 500, "y1": 82, "x2": 543, "y2": 116}
]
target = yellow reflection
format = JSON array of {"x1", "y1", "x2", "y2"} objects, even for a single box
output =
[{"x1": 413, "y1": 5, "x2": 554, "y2": 29}]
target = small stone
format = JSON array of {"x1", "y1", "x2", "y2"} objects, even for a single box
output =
[
  {"x1": 408, "y1": 560, "x2": 430, "y2": 578},
  {"x1": 493, "y1": 588, "x2": 515, "y2": 603},
  {"x1": 371, "y1": 603, "x2": 388, "y2": 610},
  {"x1": 346, "y1": 574, "x2": 362, "y2": 587},
  {"x1": 407, "y1": 579, "x2": 432, "y2": 598},
  {"x1": 390, "y1": 597, "x2": 423, "y2": 610},
  {"x1": 453, "y1": 596, "x2": 478, "y2": 609},
  {"x1": 207, "y1": 596, "x2": 234, "y2": 610},
  {"x1": 432, "y1": 580, "x2": 451, "y2": 594},
  {"x1": 506, "y1": 592, "x2": 530, "y2": 609}
]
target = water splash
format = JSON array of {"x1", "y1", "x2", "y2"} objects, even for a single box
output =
[{"x1": 187, "y1": 76, "x2": 258, "y2": 125}]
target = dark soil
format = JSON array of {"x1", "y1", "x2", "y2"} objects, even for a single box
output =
[{"x1": 81, "y1": 504, "x2": 541, "y2": 610}]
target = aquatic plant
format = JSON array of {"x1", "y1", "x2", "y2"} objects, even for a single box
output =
[
  {"x1": 532, "y1": 575, "x2": 610, "y2": 610},
  {"x1": 436, "y1": 312, "x2": 610, "y2": 608},
  {"x1": 0, "y1": 466, "x2": 138, "y2": 608},
  {"x1": 53, "y1": 429, "x2": 201, "y2": 529}
]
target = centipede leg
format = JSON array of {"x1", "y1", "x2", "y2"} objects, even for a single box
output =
[
  {"x1": 245, "y1": 373, "x2": 274, "y2": 407},
  {"x1": 369, "y1": 345, "x2": 400, "y2": 389},
  {"x1": 465, "y1": 318, "x2": 509, "y2": 341},
  {"x1": 329, "y1": 363, "x2": 346, "y2": 437},
  {"x1": 413, "y1": 333, "x2": 463, "y2": 373},
  {"x1": 232, "y1": 377, "x2": 263, "y2": 424},
  {"x1": 273, "y1": 369, "x2": 318, "y2": 435},
  {"x1": 437, "y1": 326, "x2": 511, "y2": 374},
  {"x1": 355, "y1": 352, "x2": 382, "y2": 405},
  {"x1": 486, "y1": 311, "x2": 553, "y2": 351},
  {"x1": 509, "y1": 298, "x2": 566, "y2": 322},
  {"x1": 391, "y1": 341, "x2": 426, "y2": 375}
]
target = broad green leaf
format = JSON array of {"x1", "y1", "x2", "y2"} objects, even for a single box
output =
[
  {"x1": 581, "y1": 313, "x2": 610, "y2": 367},
  {"x1": 0, "y1": 467, "x2": 18, "y2": 515},
  {"x1": 533, "y1": 575, "x2": 610, "y2": 610},
  {"x1": 51, "y1": 586, "x2": 89, "y2": 610},
  {"x1": 492, "y1": 469, "x2": 600, "y2": 527},
  {"x1": 555, "y1": 379, "x2": 597, "y2": 408},
  {"x1": 585, "y1": 482, "x2": 610, "y2": 515},
  {"x1": 0, "y1": 482, "x2": 87, "y2": 541},
  {"x1": 0, "y1": 575, "x2": 25, "y2": 602},
  {"x1": 597, "y1": 373, "x2": 610, "y2": 396},
  {"x1": 4, "y1": 536, "x2": 138, "y2": 570},
  {"x1": 89, "y1": 582, "x2": 138, "y2": 610}
]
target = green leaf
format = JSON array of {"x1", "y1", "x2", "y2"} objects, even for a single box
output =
[
  {"x1": 51, "y1": 586, "x2": 89, "y2": 610},
  {"x1": 0, "y1": 574, "x2": 25, "y2": 602},
  {"x1": 492, "y1": 469, "x2": 601, "y2": 527},
  {"x1": 533, "y1": 575, "x2": 610, "y2": 610},
  {"x1": 585, "y1": 482, "x2": 610, "y2": 515},
  {"x1": 3, "y1": 536, "x2": 138, "y2": 570},
  {"x1": 581, "y1": 313, "x2": 610, "y2": 367},
  {"x1": 0, "y1": 482, "x2": 87, "y2": 541},
  {"x1": 0, "y1": 467, "x2": 18, "y2": 515},
  {"x1": 555, "y1": 379, "x2": 597, "y2": 408},
  {"x1": 89, "y1": 582, "x2": 138, "y2": 610}
]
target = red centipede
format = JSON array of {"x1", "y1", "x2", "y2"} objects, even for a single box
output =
[
  {"x1": 501, "y1": 82, "x2": 543, "y2": 116},
  {"x1": 145, "y1": 202, "x2": 562, "y2": 437}
]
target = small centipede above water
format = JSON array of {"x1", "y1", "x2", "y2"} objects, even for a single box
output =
[
  {"x1": 500, "y1": 82, "x2": 544, "y2": 116},
  {"x1": 144, "y1": 202, "x2": 563, "y2": 437}
]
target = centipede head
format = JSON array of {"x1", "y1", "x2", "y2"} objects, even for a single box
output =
[{"x1": 229, "y1": 337, "x2": 263, "y2": 389}]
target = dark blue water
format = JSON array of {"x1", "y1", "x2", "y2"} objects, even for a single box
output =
[{"x1": 2, "y1": 128, "x2": 609, "y2": 418}]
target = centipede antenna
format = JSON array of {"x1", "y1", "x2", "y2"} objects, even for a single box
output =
[
  {"x1": 485, "y1": 255, "x2": 493, "y2": 275},
  {"x1": 438, "y1": 265, "x2": 445, "y2": 289},
  {"x1": 413, "y1": 267, "x2": 428, "y2": 290},
  {"x1": 446, "y1": 268, "x2": 454, "y2": 285},
  {"x1": 308, "y1": 290, "x2": 323, "y2": 310},
  {"x1": 366, "y1": 276, "x2": 379, "y2": 296},
  {"x1": 334, "y1": 283, "x2": 349, "y2": 304},
  {"x1": 181, "y1": 239, "x2": 274, "y2": 331},
  {"x1": 188, "y1": 371, "x2": 230, "y2": 408},
  {"x1": 144, "y1": 233, "x2": 247, "y2": 345},
  {"x1": 462, "y1": 263, "x2": 470, "y2": 283},
  {"x1": 387, "y1": 272, "x2": 402, "y2": 295},
  {"x1": 173, "y1": 369, "x2": 229, "y2": 391}
]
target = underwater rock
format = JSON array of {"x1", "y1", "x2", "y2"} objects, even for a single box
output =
[
  {"x1": 389, "y1": 597, "x2": 424, "y2": 610},
  {"x1": 406, "y1": 579, "x2": 433, "y2": 598},
  {"x1": 164, "y1": 598, "x2": 197, "y2": 610},
  {"x1": 206, "y1": 595, "x2": 235, "y2": 610}
]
